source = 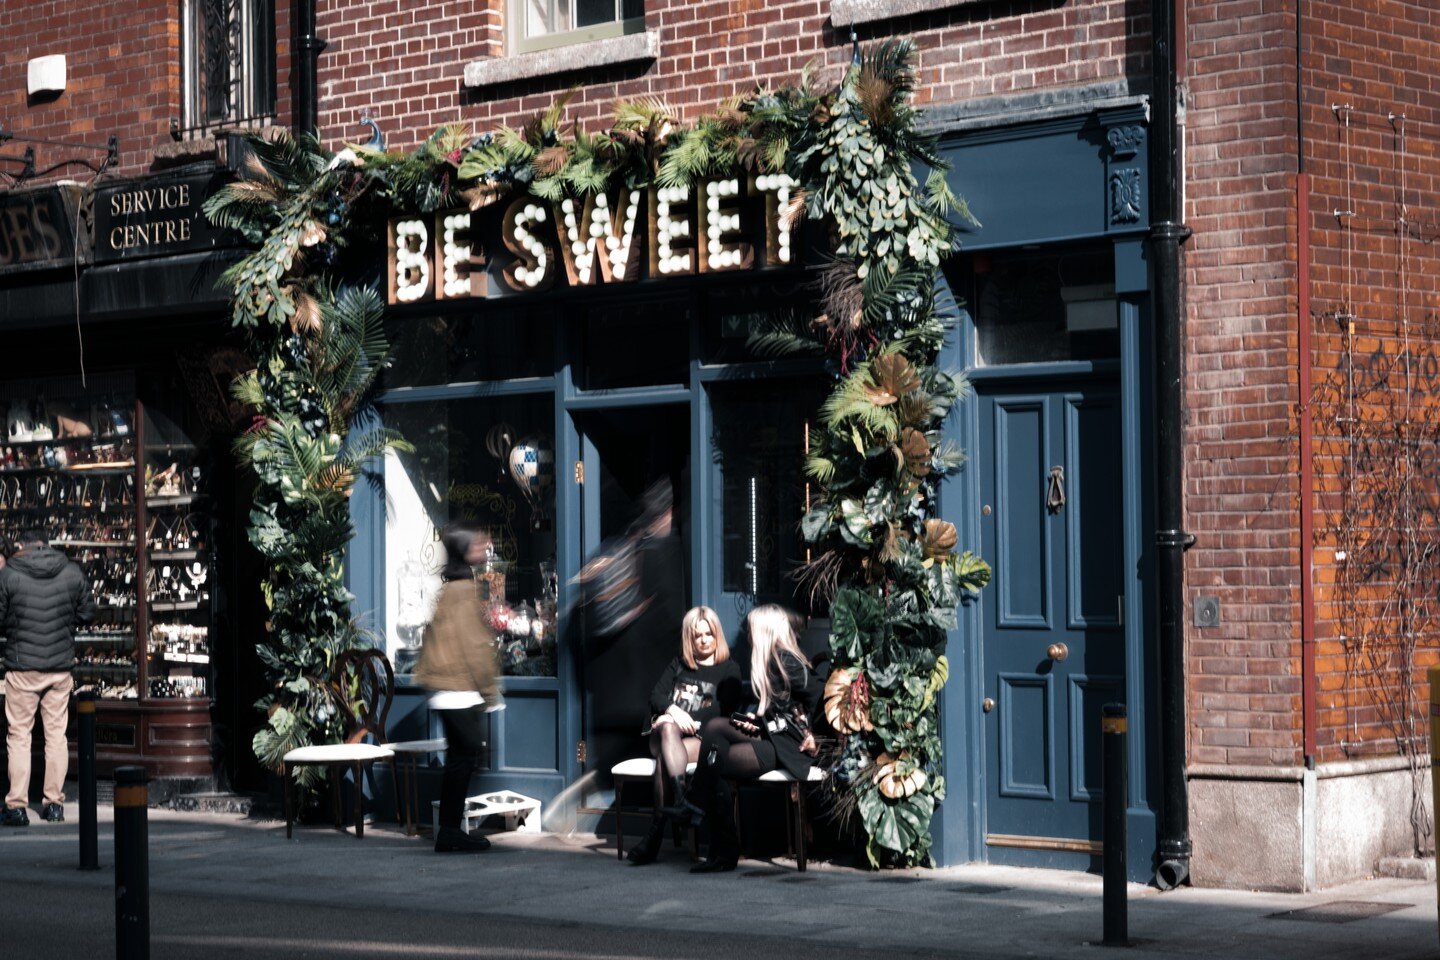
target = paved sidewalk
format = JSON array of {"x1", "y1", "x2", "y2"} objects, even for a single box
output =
[{"x1": 2, "y1": 802, "x2": 1436, "y2": 960}]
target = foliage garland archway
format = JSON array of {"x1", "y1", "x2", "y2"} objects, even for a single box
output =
[{"x1": 209, "y1": 40, "x2": 989, "y2": 865}]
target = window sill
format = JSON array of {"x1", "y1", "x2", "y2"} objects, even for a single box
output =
[
  {"x1": 464, "y1": 30, "x2": 660, "y2": 89},
  {"x1": 830, "y1": 0, "x2": 985, "y2": 28}
]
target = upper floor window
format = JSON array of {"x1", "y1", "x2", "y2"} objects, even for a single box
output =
[
  {"x1": 180, "y1": 0, "x2": 276, "y2": 137},
  {"x1": 512, "y1": 0, "x2": 644, "y2": 54}
]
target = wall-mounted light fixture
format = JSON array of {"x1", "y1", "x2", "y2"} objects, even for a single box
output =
[{"x1": 27, "y1": 55, "x2": 67, "y2": 96}]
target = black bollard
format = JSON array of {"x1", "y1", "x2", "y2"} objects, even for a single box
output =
[
  {"x1": 77, "y1": 692, "x2": 99, "y2": 871},
  {"x1": 1101, "y1": 703, "x2": 1128, "y2": 947},
  {"x1": 114, "y1": 766, "x2": 150, "y2": 960}
]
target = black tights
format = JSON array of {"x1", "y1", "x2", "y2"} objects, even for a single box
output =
[
  {"x1": 648, "y1": 721, "x2": 701, "y2": 808},
  {"x1": 686, "y1": 716, "x2": 777, "y2": 808}
]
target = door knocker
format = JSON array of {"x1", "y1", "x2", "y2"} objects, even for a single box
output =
[{"x1": 1046, "y1": 465, "x2": 1066, "y2": 514}]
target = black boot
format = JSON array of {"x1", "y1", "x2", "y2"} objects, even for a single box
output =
[
  {"x1": 690, "y1": 781, "x2": 739, "y2": 873},
  {"x1": 626, "y1": 817, "x2": 666, "y2": 865},
  {"x1": 663, "y1": 756, "x2": 712, "y2": 825},
  {"x1": 434, "y1": 826, "x2": 491, "y2": 853}
]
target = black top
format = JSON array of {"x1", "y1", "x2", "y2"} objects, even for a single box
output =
[
  {"x1": 757, "y1": 650, "x2": 826, "y2": 780},
  {"x1": 0, "y1": 545, "x2": 97, "y2": 672},
  {"x1": 647, "y1": 656, "x2": 743, "y2": 727},
  {"x1": 583, "y1": 532, "x2": 688, "y2": 773}
]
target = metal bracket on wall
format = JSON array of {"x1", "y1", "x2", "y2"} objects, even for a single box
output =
[{"x1": 0, "y1": 124, "x2": 118, "y2": 180}]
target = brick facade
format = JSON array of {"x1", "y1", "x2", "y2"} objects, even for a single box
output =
[
  {"x1": 8, "y1": 0, "x2": 1438, "y2": 883},
  {"x1": 1183, "y1": 3, "x2": 1305, "y2": 768},
  {"x1": 0, "y1": 0, "x2": 292, "y2": 178},
  {"x1": 312, "y1": 1, "x2": 1144, "y2": 152},
  {"x1": 1184, "y1": 0, "x2": 1440, "y2": 771}
]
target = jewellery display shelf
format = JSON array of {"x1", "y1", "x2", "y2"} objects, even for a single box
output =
[{"x1": 0, "y1": 386, "x2": 216, "y2": 780}]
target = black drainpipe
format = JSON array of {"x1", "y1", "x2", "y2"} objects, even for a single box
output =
[
  {"x1": 293, "y1": 0, "x2": 326, "y2": 138},
  {"x1": 1149, "y1": 0, "x2": 1193, "y2": 890}
]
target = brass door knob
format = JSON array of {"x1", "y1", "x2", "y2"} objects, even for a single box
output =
[
  {"x1": 1046, "y1": 642, "x2": 1069, "y2": 662},
  {"x1": 982, "y1": 697, "x2": 995, "y2": 713}
]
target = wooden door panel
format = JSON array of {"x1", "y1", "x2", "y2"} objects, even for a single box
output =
[
  {"x1": 1064, "y1": 393, "x2": 1123, "y2": 629},
  {"x1": 998, "y1": 673, "x2": 1054, "y2": 801},
  {"x1": 994, "y1": 398, "x2": 1050, "y2": 629}
]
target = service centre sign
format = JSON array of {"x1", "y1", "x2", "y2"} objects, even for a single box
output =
[{"x1": 386, "y1": 175, "x2": 800, "y2": 306}]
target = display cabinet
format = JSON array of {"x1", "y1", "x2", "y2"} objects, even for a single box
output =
[{"x1": 0, "y1": 379, "x2": 216, "y2": 780}]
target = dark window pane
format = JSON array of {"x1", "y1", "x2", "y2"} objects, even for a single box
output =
[
  {"x1": 578, "y1": 299, "x2": 689, "y2": 390},
  {"x1": 621, "y1": 0, "x2": 642, "y2": 18},
  {"x1": 972, "y1": 245, "x2": 1119, "y2": 366},
  {"x1": 383, "y1": 395, "x2": 558, "y2": 678},
  {"x1": 386, "y1": 309, "x2": 555, "y2": 387},
  {"x1": 576, "y1": 0, "x2": 614, "y2": 27},
  {"x1": 710, "y1": 380, "x2": 826, "y2": 615},
  {"x1": 700, "y1": 284, "x2": 820, "y2": 366}
]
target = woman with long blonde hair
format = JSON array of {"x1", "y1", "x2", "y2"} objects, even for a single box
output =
[
  {"x1": 665, "y1": 604, "x2": 824, "y2": 872},
  {"x1": 625, "y1": 605, "x2": 742, "y2": 865}
]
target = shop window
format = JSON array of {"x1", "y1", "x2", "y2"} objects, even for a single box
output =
[
  {"x1": 971, "y1": 246, "x2": 1120, "y2": 366},
  {"x1": 386, "y1": 309, "x2": 556, "y2": 388},
  {"x1": 709, "y1": 381, "x2": 826, "y2": 615},
  {"x1": 577, "y1": 299, "x2": 689, "y2": 391},
  {"x1": 179, "y1": 0, "x2": 276, "y2": 137},
  {"x1": 383, "y1": 396, "x2": 558, "y2": 679},
  {"x1": 511, "y1": 0, "x2": 644, "y2": 54},
  {"x1": 700, "y1": 285, "x2": 821, "y2": 367}
]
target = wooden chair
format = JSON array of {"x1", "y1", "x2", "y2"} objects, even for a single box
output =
[
  {"x1": 281, "y1": 648, "x2": 395, "y2": 839},
  {"x1": 728, "y1": 766, "x2": 827, "y2": 871}
]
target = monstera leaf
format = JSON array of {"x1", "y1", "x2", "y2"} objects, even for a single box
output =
[
  {"x1": 899, "y1": 427, "x2": 931, "y2": 476},
  {"x1": 865, "y1": 352, "x2": 922, "y2": 406},
  {"x1": 920, "y1": 519, "x2": 957, "y2": 560},
  {"x1": 832, "y1": 586, "x2": 885, "y2": 662}
]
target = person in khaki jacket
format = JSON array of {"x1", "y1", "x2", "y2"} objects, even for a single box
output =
[{"x1": 414, "y1": 523, "x2": 504, "y2": 853}]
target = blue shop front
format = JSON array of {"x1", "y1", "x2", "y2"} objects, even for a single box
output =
[{"x1": 352, "y1": 93, "x2": 1160, "y2": 876}]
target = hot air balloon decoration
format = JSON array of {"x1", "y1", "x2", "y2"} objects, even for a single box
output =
[{"x1": 508, "y1": 434, "x2": 554, "y2": 530}]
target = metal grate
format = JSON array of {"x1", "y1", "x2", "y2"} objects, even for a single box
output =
[{"x1": 1267, "y1": 901, "x2": 1407, "y2": 924}]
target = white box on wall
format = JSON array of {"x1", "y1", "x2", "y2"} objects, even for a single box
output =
[{"x1": 27, "y1": 55, "x2": 66, "y2": 95}]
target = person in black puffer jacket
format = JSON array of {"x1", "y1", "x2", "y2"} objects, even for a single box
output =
[{"x1": 2, "y1": 529, "x2": 96, "y2": 827}]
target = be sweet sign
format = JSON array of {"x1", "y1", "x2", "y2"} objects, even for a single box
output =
[{"x1": 386, "y1": 174, "x2": 799, "y2": 306}]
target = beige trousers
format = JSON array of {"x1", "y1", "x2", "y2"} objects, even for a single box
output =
[{"x1": 5, "y1": 670, "x2": 73, "y2": 809}]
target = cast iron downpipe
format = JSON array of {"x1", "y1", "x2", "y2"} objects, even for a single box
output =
[
  {"x1": 1149, "y1": 0, "x2": 1193, "y2": 891},
  {"x1": 293, "y1": 0, "x2": 326, "y2": 138}
]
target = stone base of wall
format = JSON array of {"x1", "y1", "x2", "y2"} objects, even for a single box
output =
[{"x1": 1189, "y1": 757, "x2": 1431, "y2": 892}]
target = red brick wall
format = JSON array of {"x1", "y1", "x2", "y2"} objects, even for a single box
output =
[
  {"x1": 1183, "y1": 2, "x2": 1304, "y2": 767},
  {"x1": 1185, "y1": 0, "x2": 1440, "y2": 768},
  {"x1": 0, "y1": 0, "x2": 178, "y2": 177},
  {"x1": 0, "y1": 0, "x2": 293, "y2": 180},
  {"x1": 313, "y1": 0, "x2": 1147, "y2": 152},
  {"x1": 1300, "y1": 0, "x2": 1440, "y2": 763}
]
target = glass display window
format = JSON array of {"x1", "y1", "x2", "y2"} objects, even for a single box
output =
[
  {"x1": 142, "y1": 404, "x2": 213, "y2": 700},
  {"x1": 383, "y1": 394, "x2": 558, "y2": 679}
]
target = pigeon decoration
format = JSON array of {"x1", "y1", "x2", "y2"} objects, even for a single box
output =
[{"x1": 359, "y1": 117, "x2": 385, "y2": 151}]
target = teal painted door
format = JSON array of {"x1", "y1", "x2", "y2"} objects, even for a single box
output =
[{"x1": 978, "y1": 378, "x2": 1125, "y2": 866}]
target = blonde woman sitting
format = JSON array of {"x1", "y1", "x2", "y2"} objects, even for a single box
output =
[
  {"x1": 627, "y1": 606, "x2": 741, "y2": 865},
  {"x1": 665, "y1": 604, "x2": 823, "y2": 873}
]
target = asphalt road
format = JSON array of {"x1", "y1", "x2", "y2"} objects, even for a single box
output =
[{"x1": 1, "y1": 872, "x2": 985, "y2": 960}]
